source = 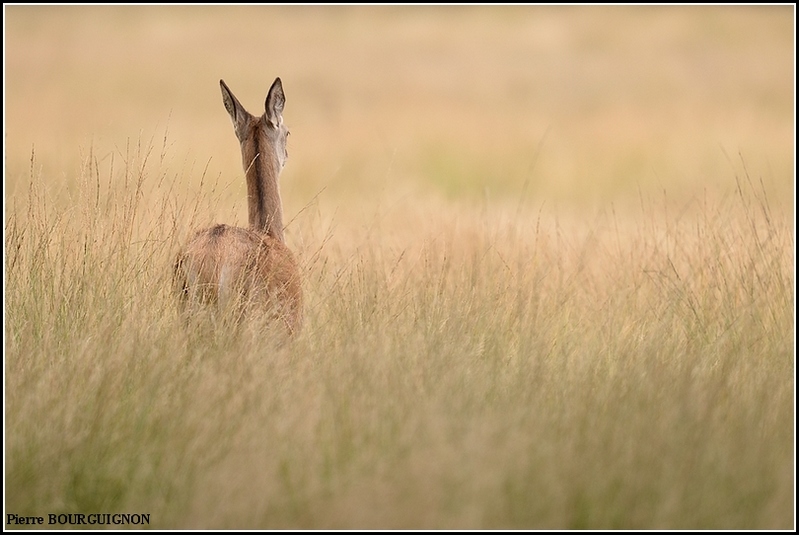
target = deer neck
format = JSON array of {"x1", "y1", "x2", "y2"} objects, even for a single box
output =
[{"x1": 243, "y1": 136, "x2": 284, "y2": 243}]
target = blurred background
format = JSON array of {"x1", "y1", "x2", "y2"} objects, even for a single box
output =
[
  {"x1": 4, "y1": 8, "x2": 794, "y2": 529},
  {"x1": 4, "y1": 5, "x2": 794, "y2": 214}
]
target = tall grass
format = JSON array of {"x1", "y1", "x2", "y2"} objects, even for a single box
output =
[
  {"x1": 4, "y1": 5, "x2": 794, "y2": 530},
  {"x1": 5, "y1": 140, "x2": 793, "y2": 529}
]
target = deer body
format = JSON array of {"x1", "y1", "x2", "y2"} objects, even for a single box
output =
[{"x1": 174, "y1": 78, "x2": 302, "y2": 333}]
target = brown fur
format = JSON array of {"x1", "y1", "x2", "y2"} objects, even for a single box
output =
[{"x1": 174, "y1": 78, "x2": 303, "y2": 334}]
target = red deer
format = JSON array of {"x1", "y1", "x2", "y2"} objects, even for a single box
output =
[{"x1": 174, "y1": 78, "x2": 302, "y2": 334}]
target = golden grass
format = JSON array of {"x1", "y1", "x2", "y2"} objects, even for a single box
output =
[{"x1": 4, "y1": 5, "x2": 795, "y2": 530}]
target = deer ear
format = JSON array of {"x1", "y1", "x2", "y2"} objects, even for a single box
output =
[
  {"x1": 265, "y1": 77, "x2": 285, "y2": 128},
  {"x1": 220, "y1": 79, "x2": 248, "y2": 132}
]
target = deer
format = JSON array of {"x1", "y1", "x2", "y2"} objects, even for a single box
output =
[{"x1": 173, "y1": 78, "x2": 303, "y2": 334}]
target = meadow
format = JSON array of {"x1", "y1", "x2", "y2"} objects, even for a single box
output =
[{"x1": 4, "y1": 6, "x2": 795, "y2": 529}]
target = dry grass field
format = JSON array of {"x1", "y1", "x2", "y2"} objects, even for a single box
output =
[{"x1": 4, "y1": 5, "x2": 795, "y2": 529}]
